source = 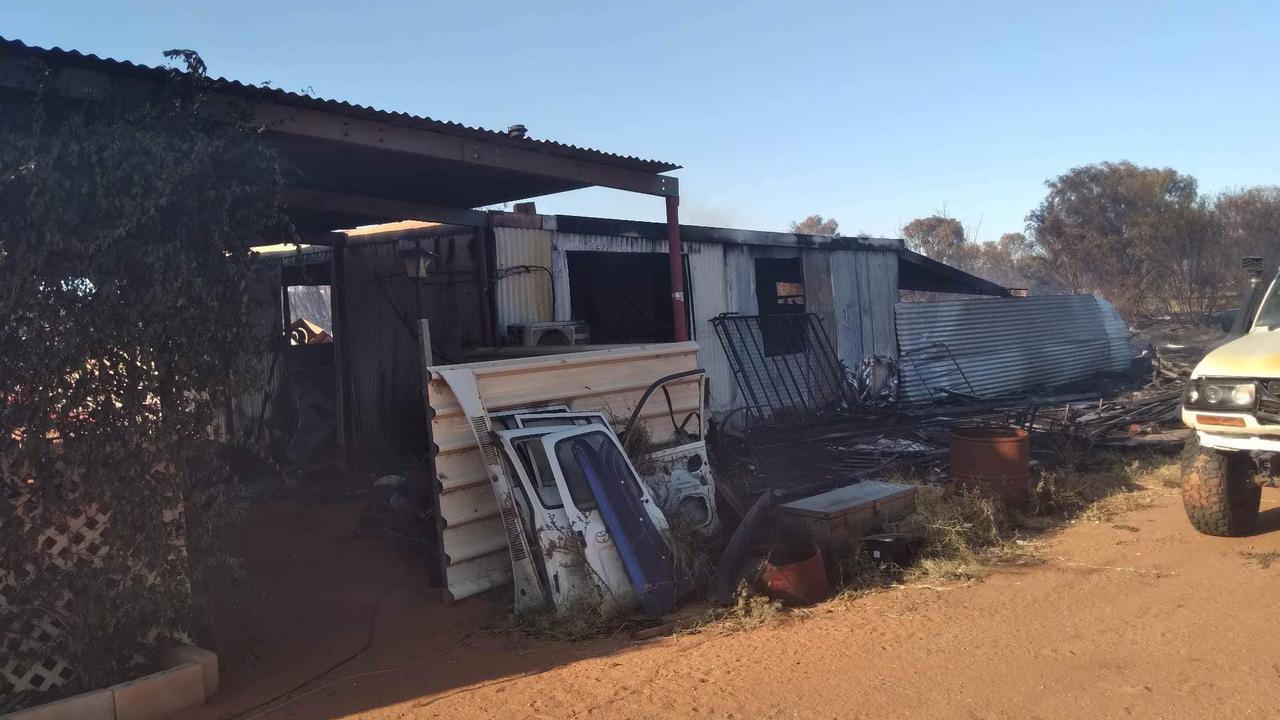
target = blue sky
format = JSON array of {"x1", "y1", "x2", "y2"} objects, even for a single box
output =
[{"x1": 6, "y1": 1, "x2": 1279, "y2": 240}]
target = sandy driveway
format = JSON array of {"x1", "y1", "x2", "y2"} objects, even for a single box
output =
[{"x1": 197, "y1": 485, "x2": 1280, "y2": 720}]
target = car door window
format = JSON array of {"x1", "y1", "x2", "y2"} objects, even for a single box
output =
[
  {"x1": 552, "y1": 430, "x2": 645, "y2": 510},
  {"x1": 512, "y1": 436, "x2": 564, "y2": 509}
]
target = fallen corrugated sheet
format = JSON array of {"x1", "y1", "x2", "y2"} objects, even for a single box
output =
[
  {"x1": 895, "y1": 295, "x2": 1130, "y2": 402},
  {"x1": 427, "y1": 342, "x2": 702, "y2": 602}
]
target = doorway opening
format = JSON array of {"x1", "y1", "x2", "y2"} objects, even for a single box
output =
[
  {"x1": 567, "y1": 251, "x2": 692, "y2": 344},
  {"x1": 280, "y1": 263, "x2": 337, "y2": 465}
]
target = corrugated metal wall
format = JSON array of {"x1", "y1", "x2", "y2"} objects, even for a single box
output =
[
  {"x1": 492, "y1": 226, "x2": 554, "y2": 336},
  {"x1": 491, "y1": 225, "x2": 902, "y2": 416},
  {"x1": 895, "y1": 294, "x2": 1131, "y2": 402},
  {"x1": 687, "y1": 242, "x2": 731, "y2": 413},
  {"x1": 341, "y1": 232, "x2": 482, "y2": 461},
  {"x1": 429, "y1": 343, "x2": 703, "y2": 602}
]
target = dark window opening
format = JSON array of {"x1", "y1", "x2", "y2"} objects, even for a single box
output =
[
  {"x1": 754, "y1": 258, "x2": 806, "y2": 356},
  {"x1": 567, "y1": 251, "x2": 692, "y2": 344}
]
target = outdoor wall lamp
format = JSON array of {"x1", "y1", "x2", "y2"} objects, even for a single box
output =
[{"x1": 400, "y1": 242, "x2": 440, "y2": 279}]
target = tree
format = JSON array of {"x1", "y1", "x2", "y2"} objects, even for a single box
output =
[
  {"x1": 1026, "y1": 161, "x2": 1202, "y2": 315},
  {"x1": 790, "y1": 214, "x2": 840, "y2": 236},
  {"x1": 966, "y1": 232, "x2": 1040, "y2": 291},
  {"x1": 902, "y1": 215, "x2": 970, "y2": 267},
  {"x1": 0, "y1": 57, "x2": 293, "y2": 703},
  {"x1": 1146, "y1": 198, "x2": 1227, "y2": 317},
  {"x1": 995, "y1": 231, "x2": 1031, "y2": 259},
  {"x1": 899, "y1": 219, "x2": 1037, "y2": 295},
  {"x1": 1215, "y1": 186, "x2": 1280, "y2": 273}
]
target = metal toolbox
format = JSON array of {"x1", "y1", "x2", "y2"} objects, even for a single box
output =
[{"x1": 776, "y1": 481, "x2": 918, "y2": 558}]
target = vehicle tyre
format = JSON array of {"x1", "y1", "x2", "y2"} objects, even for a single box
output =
[{"x1": 1181, "y1": 443, "x2": 1261, "y2": 537}]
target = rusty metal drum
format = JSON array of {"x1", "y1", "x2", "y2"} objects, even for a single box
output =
[
  {"x1": 950, "y1": 426, "x2": 1030, "y2": 504},
  {"x1": 756, "y1": 543, "x2": 830, "y2": 606}
]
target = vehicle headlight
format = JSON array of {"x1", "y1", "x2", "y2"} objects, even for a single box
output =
[
  {"x1": 1196, "y1": 381, "x2": 1256, "y2": 407},
  {"x1": 1231, "y1": 384, "x2": 1256, "y2": 406}
]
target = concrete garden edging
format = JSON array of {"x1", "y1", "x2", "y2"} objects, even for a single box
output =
[{"x1": 5, "y1": 645, "x2": 218, "y2": 720}]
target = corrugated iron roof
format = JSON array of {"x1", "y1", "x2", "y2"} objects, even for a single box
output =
[
  {"x1": 0, "y1": 36, "x2": 680, "y2": 174},
  {"x1": 897, "y1": 248, "x2": 1011, "y2": 297}
]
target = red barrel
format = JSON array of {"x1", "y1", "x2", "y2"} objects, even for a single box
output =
[
  {"x1": 950, "y1": 426, "x2": 1030, "y2": 504},
  {"x1": 757, "y1": 543, "x2": 829, "y2": 606}
]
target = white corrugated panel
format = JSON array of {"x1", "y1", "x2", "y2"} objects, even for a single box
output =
[
  {"x1": 428, "y1": 342, "x2": 703, "y2": 603},
  {"x1": 493, "y1": 227, "x2": 554, "y2": 333},
  {"x1": 686, "y1": 242, "x2": 734, "y2": 413},
  {"x1": 895, "y1": 295, "x2": 1131, "y2": 402}
]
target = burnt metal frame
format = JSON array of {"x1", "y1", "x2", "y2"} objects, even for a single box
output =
[
  {"x1": 900, "y1": 341, "x2": 979, "y2": 403},
  {"x1": 621, "y1": 369, "x2": 707, "y2": 454},
  {"x1": 711, "y1": 313, "x2": 851, "y2": 429}
]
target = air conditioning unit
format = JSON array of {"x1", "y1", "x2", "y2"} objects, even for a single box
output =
[{"x1": 507, "y1": 321, "x2": 591, "y2": 347}]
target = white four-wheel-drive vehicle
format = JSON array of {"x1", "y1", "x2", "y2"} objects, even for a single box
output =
[{"x1": 1181, "y1": 258, "x2": 1280, "y2": 536}]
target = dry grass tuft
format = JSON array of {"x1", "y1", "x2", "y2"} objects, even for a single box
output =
[
  {"x1": 1239, "y1": 550, "x2": 1280, "y2": 570},
  {"x1": 1149, "y1": 461, "x2": 1183, "y2": 489},
  {"x1": 1026, "y1": 469, "x2": 1090, "y2": 517},
  {"x1": 902, "y1": 486, "x2": 1039, "y2": 584},
  {"x1": 1074, "y1": 454, "x2": 1173, "y2": 522},
  {"x1": 619, "y1": 414, "x2": 659, "y2": 476},
  {"x1": 693, "y1": 582, "x2": 789, "y2": 633},
  {"x1": 1023, "y1": 453, "x2": 1176, "y2": 526},
  {"x1": 832, "y1": 550, "x2": 901, "y2": 597},
  {"x1": 664, "y1": 515, "x2": 716, "y2": 588},
  {"x1": 1077, "y1": 488, "x2": 1156, "y2": 523},
  {"x1": 501, "y1": 597, "x2": 638, "y2": 642}
]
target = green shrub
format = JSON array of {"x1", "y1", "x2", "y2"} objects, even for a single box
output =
[{"x1": 0, "y1": 54, "x2": 292, "y2": 707}]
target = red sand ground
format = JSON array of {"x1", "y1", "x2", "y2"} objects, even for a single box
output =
[{"x1": 192, "y1": 486, "x2": 1280, "y2": 720}]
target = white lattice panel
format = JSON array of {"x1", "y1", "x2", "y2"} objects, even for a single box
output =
[{"x1": 1, "y1": 493, "x2": 110, "y2": 701}]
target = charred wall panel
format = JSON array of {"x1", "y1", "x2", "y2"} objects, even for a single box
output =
[
  {"x1": 341, "y1": 232, "x2": 482, "y2": 462},
  {"x1": 830, "y1": 248, "x2": 899, "y2": 363}
]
